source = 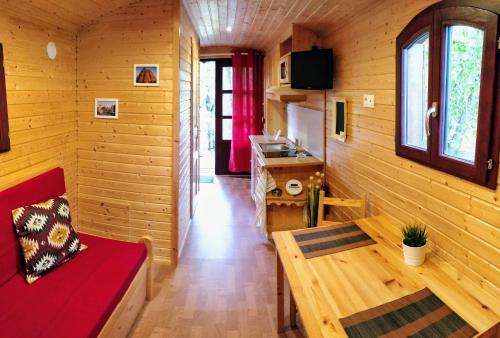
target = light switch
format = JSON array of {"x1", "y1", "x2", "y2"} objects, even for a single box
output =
[{"x1": 363, "y1": 94, "x2": 375, "y2": 108}]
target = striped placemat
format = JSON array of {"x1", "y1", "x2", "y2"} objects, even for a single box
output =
[
  {"x1": 292, "y1": 222, "x2": 376, "y2": 259},
  {"x1": 340, "y1": 288, "x2": 478, "y2": 338}
]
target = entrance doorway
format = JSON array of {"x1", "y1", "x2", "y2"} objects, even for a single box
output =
[
  {"x1": 200, "y1": 59, "x2": 234, "y2": 179},
  {"x1": 199, "y1": 60, "x2": 215, "y2": 182},
  {"x1": 215, "y1": 59, "x2": 233, "y2": 175}
]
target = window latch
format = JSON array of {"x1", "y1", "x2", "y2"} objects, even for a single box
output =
[
  {"x1": 425, "y1": 102, "x2": 439, "y2": 137},
  {"x1": 487, "y1": 159, "x2": 493, "y2": 170}
]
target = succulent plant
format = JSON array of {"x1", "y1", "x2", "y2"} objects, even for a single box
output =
[{"x1": 402, "y1": 223, "x2": 428, "y2": 247}]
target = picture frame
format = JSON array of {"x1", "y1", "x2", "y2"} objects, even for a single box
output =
[
  {"x1": 331, "y1": 97, "x2": 347, "y2": 142},
  {"x1": 134, "y1": 64, "x2": 160, "y2": 87},
  {"x1": 95, "y1": 98, "x2": 119, "y2": 119}
]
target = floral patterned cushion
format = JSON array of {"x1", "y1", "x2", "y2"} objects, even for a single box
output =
[{"x1": 12, "y1": 195, "x2": 84, "y2": 284}]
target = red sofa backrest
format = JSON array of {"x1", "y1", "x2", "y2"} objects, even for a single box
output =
[{"x1": 0, "y1": 167, "x2": 66, "y2": 286}]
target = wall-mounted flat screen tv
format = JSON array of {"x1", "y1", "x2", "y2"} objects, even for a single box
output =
[{"x1": 291, "y1": 48, "x2": 333, "y2": 90}]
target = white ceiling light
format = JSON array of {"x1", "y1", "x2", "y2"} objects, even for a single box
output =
[
  {"x1": 47, "y1": 42, "x2": 57, "y2": 60},
  {"x1": 226, "y1": 26, "x2": 232, "y2": 32}
]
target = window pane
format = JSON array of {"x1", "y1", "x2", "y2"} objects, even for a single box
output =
[
  {"x1": 223, "y1": 93, "x2": 233, "y2": 116},
  {"x1": 223, "y1": 67, "x2": 232, "y2": 90},
  {"x1": 222, "y1": 119, "x2": 232, "y2": 140},
  {"x1": 441, "y1": 25, "x2": 484, "y2": 163},
  {"x1": 402, "y1": 32, "x2": 429, "y2": 150}
]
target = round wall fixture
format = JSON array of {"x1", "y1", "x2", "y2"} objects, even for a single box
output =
[{"x1": 47, "y1": 42, "x2": 57, "y2": 60}]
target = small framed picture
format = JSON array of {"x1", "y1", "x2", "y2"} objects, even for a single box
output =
[
  {"x1": 134, "y1": 64, "x2": 160, "y2": 86},
  {"x1": 95, "y1": 98, "x2": 119, "y2": 119}
]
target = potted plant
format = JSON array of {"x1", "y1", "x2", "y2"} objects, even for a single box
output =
[
  {"x1": 305, "y1": 172, "x2": 325, "y2": 228},
  {"x1": 401, "y1": 223, "x2": 429, "y2": 266}
]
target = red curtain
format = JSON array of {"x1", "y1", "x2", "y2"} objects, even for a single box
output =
[{"x1": 229, "y1": 50, "x2": 264, "y2": 173}]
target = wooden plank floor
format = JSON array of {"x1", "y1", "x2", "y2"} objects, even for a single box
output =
[{"x1": 130, "y1": 177, "x2": 305, "y2": 337}]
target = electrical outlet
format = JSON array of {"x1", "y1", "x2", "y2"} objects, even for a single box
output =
[{"x1": 363, "y1": 94, "x2": 375, "y2": 108}]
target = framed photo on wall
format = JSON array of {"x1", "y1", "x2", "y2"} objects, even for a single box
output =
[
  {"x1": 134, "y1": 64, "x2": 160, "y2": 86},
  {"x1": 95, "y1": 98, "x2": 119, "y2": 119}
]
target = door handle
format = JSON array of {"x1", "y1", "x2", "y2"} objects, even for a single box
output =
[{"x1": 425, "y1": 102, "x2": 438, "y2": 137}]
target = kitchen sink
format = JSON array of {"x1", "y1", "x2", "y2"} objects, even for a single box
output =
[
  {"x1": 258, "y1": 143, "x2": 290, "y2": 152},
  {"x1": 258, "y1": 141, "x2": 312, "y2": 158}
]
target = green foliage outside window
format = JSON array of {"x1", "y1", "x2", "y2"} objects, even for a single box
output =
[{"x1": 443, "y1": 25, "x2": 484, "y2": 162}]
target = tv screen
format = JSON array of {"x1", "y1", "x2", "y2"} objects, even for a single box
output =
[{"x1": 291, "y1": 49, "x2": 333, "y2": 90}]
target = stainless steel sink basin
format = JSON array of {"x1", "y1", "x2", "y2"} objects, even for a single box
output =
[{"x1": 259, "y1": 143, "x2": 290, "y2": 152}]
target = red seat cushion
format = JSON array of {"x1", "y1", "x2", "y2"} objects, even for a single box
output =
[{"x1": 0, "y1": 233, "x2": 147, "y2": 338}]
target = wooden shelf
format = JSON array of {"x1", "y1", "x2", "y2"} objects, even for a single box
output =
[
  {"x1": 266, "y1": 85, "x2": 324, "y2": 103},
  {"x1": 266, "y1": 199, "x2": 306, "y2": 207},
  {"x1": 266, "y1": 91, "x2": 307, "y2": 103},
  {"x1": 266, "y1": 193, "x2": 307, "y2": 207}
]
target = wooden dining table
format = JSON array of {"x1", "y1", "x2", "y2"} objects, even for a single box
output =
[{"x1": 273, "y1": 215, "x2": 499, "y2": 337}]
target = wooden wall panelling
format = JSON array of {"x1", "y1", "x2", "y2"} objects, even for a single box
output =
[
  {"x1": 0, "y1": 0, "x2": 138, "y2": 33},
  {"x1": 263, "y1": 44, "x2": 280, "y2": 89},
  {"x1": 77, "y1": 0, "x2": 177, "y2": 264},
  {"x1": 0, "y1": 0, "x2": 77, "y2": 33},
  {"x1": 263, "y1": 0, "x2": 500, "y2": 304},
  {"x1": 263, "y1": 44, "x2": 284, "y2": 133},
  {"x1": 321, "y1": 0, "x2": 500, "y2": 301},
  {"x1": 199, "y1": 46, "x2": 233, "y2": 59},
  {"x1": 0, "y1": 12, "x2": 78, "y2": 216},
  {"x1": 171, "y1": 0, "x2": 181, "y2": 264},
  {"x1": 265, "y1": 99, "x2": 287, "y2": 136},
  {"x1": 291, "y1": 24, "x2": 319, "y2": 52},
  {"x1": 178, "y1": 3, "x2": 200, "y2": 258}
]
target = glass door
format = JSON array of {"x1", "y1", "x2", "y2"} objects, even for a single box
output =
[{"x1": 215, "y1": 59, "x2": 234, "y2": 175}]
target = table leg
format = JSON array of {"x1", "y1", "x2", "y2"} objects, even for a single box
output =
[
  {"x1": 277, "y1": 254, "x2": 285, "y2": 333},
  {"x1": 290, "y1": 289, "x2": 297, "y2": 328}
]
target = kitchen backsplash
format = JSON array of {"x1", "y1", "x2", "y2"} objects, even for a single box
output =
[{"x1": 287, "y1": 104, "x2": 324, "y2": 160}]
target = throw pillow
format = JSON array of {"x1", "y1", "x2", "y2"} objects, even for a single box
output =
[{"x1": 12, "y1": 195, "x2": 84, "y2": 284}]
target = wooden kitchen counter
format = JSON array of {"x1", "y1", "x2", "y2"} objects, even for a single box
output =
[
  {"x1": 250, "y1": 135, "x2": 324, "y2": 238},
  {"x1": 273, "y1": 215, "x2": 500, "y2": 337},
  {"x1": 249, "y1": 135, "x2": 323, "y2": 168}
]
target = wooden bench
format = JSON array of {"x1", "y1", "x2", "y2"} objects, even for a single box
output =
[{"x1": 0, "y1": 168, "x2": 154, "y2": 338}]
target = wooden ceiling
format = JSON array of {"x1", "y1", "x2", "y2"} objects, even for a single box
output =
[
  {"x1": 182, "y1": 0, "x2": 378, "y2": 50},
  {"x1": 0, "y1": 0, "x2": 137, "y2": 32},
  {"x1": 1, "y1": 0, "x2": 377, "y2": 47}
]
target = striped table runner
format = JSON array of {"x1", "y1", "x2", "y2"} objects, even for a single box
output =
[
  {"x1": 340, "y1": 288, "x2": 478, "y2": 338},
  {"x1": 292, "y1": 222, "x2": 376, "y2": 259}
]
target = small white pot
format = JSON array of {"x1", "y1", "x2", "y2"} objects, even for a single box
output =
[{"x1": 402, "y1": 242, "x2": 426, "y2": 266}]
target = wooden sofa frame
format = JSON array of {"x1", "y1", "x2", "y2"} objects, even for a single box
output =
[{"x1": 94, "y1": 235, "x2": 154, "y2": 338}]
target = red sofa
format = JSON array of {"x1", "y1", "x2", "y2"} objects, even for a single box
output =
[{"x1": 0, "y1": 168, "x2": 153, "y2": 338}]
